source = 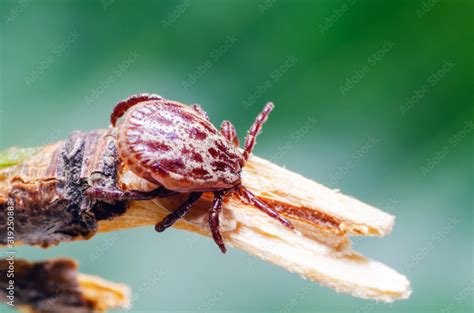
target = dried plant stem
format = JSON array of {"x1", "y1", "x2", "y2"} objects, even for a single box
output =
[
  {"x1": 0, "y1": 258, "x2": 129, "y2": 313},
  {"x1": 0, "y1": 140, "x2": 411, "y2": 303},
  {"x1": 17, "y1": 274, "x2": 129, "y2": 313}
]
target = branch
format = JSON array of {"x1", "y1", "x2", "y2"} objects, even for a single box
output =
[{"x1": 0, "y1": 131, "x2": 411, "y2": 304}]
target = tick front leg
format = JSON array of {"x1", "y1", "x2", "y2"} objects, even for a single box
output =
[
  {"x1": 220, "y1": 120, "x2": 240, "y2": 147},
  {"x1": 85, "y1": 186, "x2": 177, "y2": 201},
  {"x1": 209, "y1": 191, "x2": 227, "y2": 253},
  {"x1": 155, "y1": 192, "x2": 203, "y2": 232},
  {"x1": 242, "y1": 102, "x2": 274, "y2": 165},
  {"x1": 191, "y1": 104, "x2": 210, "y2": 121}
]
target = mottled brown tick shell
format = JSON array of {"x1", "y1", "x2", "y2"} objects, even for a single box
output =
[{"x1": 116, "y1": 99, "x2": 243, "y2": 192}]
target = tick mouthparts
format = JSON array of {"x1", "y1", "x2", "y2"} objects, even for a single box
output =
[{"x1": 224, "y1": 176, "x2": 241, "y2": 186}]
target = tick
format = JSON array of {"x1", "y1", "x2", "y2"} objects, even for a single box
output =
[{"x1": 86, "y1": 93, "x2": 293, "y2": 253}]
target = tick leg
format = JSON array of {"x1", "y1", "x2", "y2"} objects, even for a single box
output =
[
  {"x1": 238, "y1": 186, "x2": 294, "y2": 229},
  {"x1": 191, "y1": 104, "x2": 210, "y2": 121},
  {"x1": 242, "y1": 102, "x2": 274, "y2": 165},
  {"x1": 155, "y1": 192, "x2": 203, "y2": 232},
  {"x1": 209, "y1": 191, "x2": 227, "y2": 253},
  {"x1": 111, "y1": 93, "x2": 163, "y2": 126},
  {"x1": 220, "y1": 120, "x2": 240, "y2": 147},
  {"x1": 85, "y1": 186, "x2": 177, "y2": 201}
]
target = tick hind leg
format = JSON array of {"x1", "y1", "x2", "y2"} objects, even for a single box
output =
[
  {"x1": 238, "y1": 186, "x2": 293, "y2": 229},
  {"x1": 242, "y1": 102, "x2": 274, "y2": 165},
  {"x1": 155, "y1": 192, "x2": 203, "y2": 232},
  {"x1": 111, "y1": 93, "x2": 163, "y2": 126},
  {"x1": 85, "y1": 185, "x2": 177, "y2": 201},
  {"x1": 209, "y1": 191, "x2": 227, "y2": 253},
  {"x1": 220, "y1": 120, "x2": 240, "y2": 147}
]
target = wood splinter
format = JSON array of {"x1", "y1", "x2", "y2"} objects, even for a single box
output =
[{"x1": 109, "y1": 154, "x2": 411, "y2": 303}]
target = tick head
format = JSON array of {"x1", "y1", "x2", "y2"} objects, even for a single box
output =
[{"x1": 221, "y1": 161, "x2": 242, "y2": 188}]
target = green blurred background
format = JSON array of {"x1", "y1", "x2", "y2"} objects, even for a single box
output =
[{"x1": 0, "y1": 0, "x2": 472, "y2": 312}]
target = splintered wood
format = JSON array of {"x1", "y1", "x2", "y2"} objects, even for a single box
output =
[{"x1": 100, "y1": 154, "x2": 411, "y2": 302}]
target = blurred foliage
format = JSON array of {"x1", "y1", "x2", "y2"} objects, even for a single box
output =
[
  {"x1": 0, "y1": 147, "x2": 38, "y2": 169},
  {"x1": 0, "y1": 0, "x2": 472, "y2": 312}
]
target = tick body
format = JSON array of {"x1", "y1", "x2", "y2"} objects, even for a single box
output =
[{"x1": 87, "y1": 93, "x2": 293, "y2": 253}]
